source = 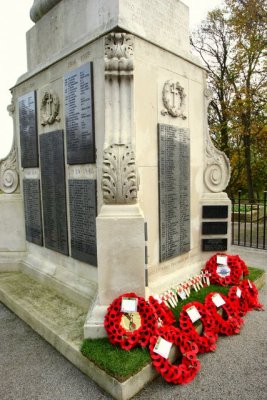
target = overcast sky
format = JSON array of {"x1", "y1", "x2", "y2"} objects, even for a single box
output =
[{"x1": 0, "y1": 0, "x2": 222, "y2": 159}]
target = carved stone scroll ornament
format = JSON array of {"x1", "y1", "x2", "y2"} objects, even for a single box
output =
[
  {"x1": 161, "y1": 80, "x2": 187, "y2": 119},
  {"x1": 0, "y1": 102, "x2": 19, "y2": 194},
  {"x1": 102, "y1": 144, "x2": 139, "y2": 204},
  {"x1": 0, "y1": 148, "x2": 19, "y2": 194},
  {"x1": 105, "y1": 33, "x2": 134, "y2": 74},
  {"x1": 203, "y1": 89, "x2": 231, "y2": 193},
  {"x1": 40, "y1": 90, "x2": 60, "y2": 126}
]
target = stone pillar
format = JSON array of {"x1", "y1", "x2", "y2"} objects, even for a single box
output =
[{"x1": 84, "y1": 33, "x2": 145, "y2": 338}]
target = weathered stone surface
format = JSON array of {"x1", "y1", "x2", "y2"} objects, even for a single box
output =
[{"x1": 25, "y1": 0, "x2": 190, "y2": 71}]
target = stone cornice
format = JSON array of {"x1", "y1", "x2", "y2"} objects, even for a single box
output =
[{"x1": 30, "y1": 0, "x2": 62, "y2": 22}]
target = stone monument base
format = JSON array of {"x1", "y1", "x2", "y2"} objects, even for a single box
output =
[{"x1": 84, "y1": 203, "x2": 146, "y2": 338}]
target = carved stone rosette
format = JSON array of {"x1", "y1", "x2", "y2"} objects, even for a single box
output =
[
  {"x1": 203, "y1": 89, "x2": 231, "y2": 193},
  {"x1": 161, "y1": 80, "x2": 187, "y2": 119},
  {"x1": 102, "y1": 144, "x2": 138, "y2": 204},
  {"x1": 40, "y1": 90, "x2": 60, "y2": 126}
]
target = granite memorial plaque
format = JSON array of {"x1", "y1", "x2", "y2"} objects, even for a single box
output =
[
  {"x1": 40, "y1": 130, "x2": 69, "y2": 255},
  {"x1": 202, "y1": 205, "x2": 228, "y2": 219},
  {"x1": 158, "y1": 124, "x2": 190, "y2": 261},
  {"x1": 23, "y1": 179, "x2": 43, "y2": 246},
  {"x1": 202, "y1": 238, "x2": 227, "y2": 252},
  {"x1": 18, "y1": 91, "x2": 38, "y2": 168},
  {"x1": 202, "y1": 222, "x2": 228, "y2": 235},
  {"x1": 64, "y1": 62, "x2": 95, "y2": 164},
  {"x1": 69, "y1": 179, "x2": 97, "y2": 266}
]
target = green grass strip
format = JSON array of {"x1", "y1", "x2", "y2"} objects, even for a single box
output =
[
  {"x1": 81, "y1": 338, "x2": 150, "y2": 382},
  {"x1": 81, "y1": 266, "x2": 264, "y2": 380}
]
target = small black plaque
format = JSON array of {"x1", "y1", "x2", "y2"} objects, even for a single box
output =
[
  {"x1": 202, "y1": 238, "x2": 228, "y2": 252},
  {"x1": 69, "y1": 179, "x2": 97, "y2": 266},
  {"x1": 40, "y1": 130, "x2": 69, "y2": 255},
  {"x1": 18, "y1": 91, "x2": 38, "y2": 168},
  {"x1": 64, "y1": 62, "x2": 95, "y2": 164},
  {"x1": 202, "y1": 205, "x2": 228, "y2": 219},
  {"x1": 23, "y1": 179, "x2": 43, "y2": 246},
  {"x1": 202, "y1": 222, "x2": 228, "y2": 235},
  {"x1": 158, "y1": 124, "x2": 190, "y2": 261}
]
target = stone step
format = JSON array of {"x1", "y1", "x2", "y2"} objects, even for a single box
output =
[{"x1": 0, "y1": 271, "x2": 157, "y2": 400}]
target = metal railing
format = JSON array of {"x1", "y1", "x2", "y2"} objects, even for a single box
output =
[{"x1": 231, "y1": 191, "x2": 267, "y2": 250}]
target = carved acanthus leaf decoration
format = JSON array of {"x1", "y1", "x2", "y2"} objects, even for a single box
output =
[
  {"x1": 0, "y1": 147, "x2": 19, "y2": 194},
  {"x1": 203, "y1": 89, "x2": 231, "y2": 193},
  {"x1": 102, "y1": 144, "x2": 139, "y2": 204},
  {"x1": 105, "y1": 33, "x2": 134, "y2": 73}
]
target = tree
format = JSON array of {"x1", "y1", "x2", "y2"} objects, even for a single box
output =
[{"x1": 191, "y1": 0, "x2": 267, "y2": 201}]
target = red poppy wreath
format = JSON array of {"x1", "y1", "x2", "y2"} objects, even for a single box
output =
[
  {"x1": 179, "y1": 301, "x2": 218, "y2": 353},
  {"x1": 149, "y1": 295, "x2": 175, "y2": 327},
  {"x1": 204, "y1": 253, "x2": 248, "y2": 286},
  {"x1": 149, "y1": 325, "x2": 200, "y2": 385},
  {"x1": 104, "y1": 292, "x2": 157, "y2": 350},
  {"x1": 227, "y1": 285, "x2": 250, "y2": 317},
  {"x1": 239, "y1": 279, "x2": 264, "y2": 311},
  {"x1": 205, "y1": 292, "x2": 244, "y2": 335}
]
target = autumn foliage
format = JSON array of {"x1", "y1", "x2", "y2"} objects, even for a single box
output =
[{"x1": 191, "y1": 0, "x2": 267, "y2": 201}]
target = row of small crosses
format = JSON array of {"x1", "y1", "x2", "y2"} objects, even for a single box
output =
[{"x1": 157, "y1": 271, "x2": 212, "y2": 309}]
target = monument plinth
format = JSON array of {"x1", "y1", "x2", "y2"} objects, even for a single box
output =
[{"x1": 0, "y1": 0, "x2": 231, "y2": 340}]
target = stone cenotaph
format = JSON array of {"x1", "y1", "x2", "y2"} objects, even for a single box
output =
[{"x1": 0, "y1": 0, "x2": 231, "y2": 338}]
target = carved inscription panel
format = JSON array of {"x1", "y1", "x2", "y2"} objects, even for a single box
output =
[
  {"x1": 18, "y1": 91, "x2": 38, "y2": 168},
  {"x1": 158, "y1": 124, "x2": 190, "y2": 261},
  {"x1": 69, "y1": 180, "x2": 97, "y2": 266},
  {"x1": 23, "y1": 179, "x2": 43, "y2": 246},
  {"x1": 64, "y1": 62, "x2": 95, "y2": 164},
  {"x1": 40, "y1": 130, "x2": 69, "y2": 255}
]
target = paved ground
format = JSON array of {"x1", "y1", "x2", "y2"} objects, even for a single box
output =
[{"x1": 0, "y1": 246, "x2": 266, "y2": 400}]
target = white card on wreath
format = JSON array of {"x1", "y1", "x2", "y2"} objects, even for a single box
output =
[
  {"x1": 217, "y1": 255, "x2": 228, "y2": 265},
  {"x1": 212, "y1": 293, "x2": 226, "y2": 307},
  {"x1": 186, "y1": 306, "x2": 202, "y2": 323},
  {"x1": 121, "y1": 297, "x2": 138, "y2": 313},
  {"x1": 236, "y1": 287, "x2": 242, "y2": 298},
  {"x1": 248, "y1": 280, "x2": 252, "y2": 289},
  {"x1": 153, "y1": 336, "x2": 173, "y2": 359}
]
